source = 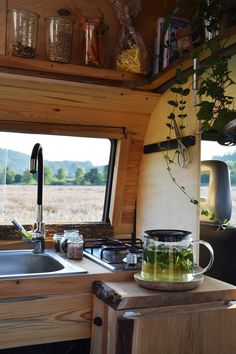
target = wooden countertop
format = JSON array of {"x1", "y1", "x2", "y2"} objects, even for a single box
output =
[
  {"x1": 0, "y1": 249, "x2": 134, "y2": 299},
  {"x1": 92, "y1": 276, "x2": 236, "y2": 310}
]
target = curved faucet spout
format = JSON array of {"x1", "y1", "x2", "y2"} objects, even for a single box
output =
[
  {"x1": 30, "y1": 143, "x2": 43, "y2": 207},
  {"x1": 30, "y1": 143, "x2": 45, "y2": 253}
]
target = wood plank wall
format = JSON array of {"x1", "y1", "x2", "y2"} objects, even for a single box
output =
[{"x1": 0, "y1": 0, "x2": 177, "y2": 237}]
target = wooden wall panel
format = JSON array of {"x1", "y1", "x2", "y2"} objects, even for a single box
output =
[
  {"x1": 112, "y1": 138, "x2": 143, "y2": 236},
  {"x1": 137, "y1": 79, "x2": 201, "y2": 240},
  {"x1": 0, "y1": 72, "x2": 159, "y2": 237}
]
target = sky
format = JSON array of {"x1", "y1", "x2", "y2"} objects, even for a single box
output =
[
  {"x1": 0, "y1": 132, "x2": 235, "y2": 165},
  {"x1": 0, "y1": 132, "x2": 110, "y2": 166},
  {"x1": 201, "y1": 141, "x2": 236, "y2": 160}
]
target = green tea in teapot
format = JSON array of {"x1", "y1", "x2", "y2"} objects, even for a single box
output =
[{"x1": 141, "y1": 230, "x2": 214, "y2": 283}]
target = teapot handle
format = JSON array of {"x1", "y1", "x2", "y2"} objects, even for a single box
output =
[{"x1": 193, "y1": 240, "x2": 214, "y2": 276}]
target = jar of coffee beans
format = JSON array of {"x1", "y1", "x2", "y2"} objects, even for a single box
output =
[
  {"x1": 7, "y1": 9, "x2": 39, "y2": 58},
  {"x1": 45, "y1": 17, "x2": 74, "y2": 63}
]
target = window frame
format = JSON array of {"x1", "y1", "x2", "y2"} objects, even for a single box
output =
[{"x1": 0, "y1": 122, "x2": 119, "y2": 225}]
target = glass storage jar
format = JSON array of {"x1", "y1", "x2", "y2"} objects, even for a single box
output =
[
  {"x1": 53, "y1": 232, "x2": 64, "y2": 252},
  {"x1": 66, "y1": 233, "x2": 84, "y2": 260},
  {"x1": 82, "y1": 21, "x2": 108, "y2": 67},
  {"x1": 7, "y1": 9, "x2": 39, "y2": 58},
  {"x1": 45, "y1": 16, "x2": 74, "y2": 63}
]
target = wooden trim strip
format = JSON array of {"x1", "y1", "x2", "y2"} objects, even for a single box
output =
[{"x1": 0, "y1": 120, "x2": 127, "y2": 139}]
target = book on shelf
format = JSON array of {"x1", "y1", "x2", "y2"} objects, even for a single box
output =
[
  {"x1": 152, "y1": 17, "x2": 165, "y2": 76},
  {"x1": 152, "y1": 16, "x2": 190, "y2": 76}
]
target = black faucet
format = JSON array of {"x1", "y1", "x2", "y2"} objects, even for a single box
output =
[{"x1": 30, "y1": 143, "x2": 45, "y2": 253}]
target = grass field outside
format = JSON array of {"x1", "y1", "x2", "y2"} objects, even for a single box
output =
[
  {"x1": 1, "y1": 185, "x2": 236, "y2": 226},
  {"x1": 0, "y1": 185, "x2": 106, "y2": 224}
]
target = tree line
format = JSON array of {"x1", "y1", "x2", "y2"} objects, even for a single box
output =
[{"x1": 0, "y1": 165, "x2": 108, "y2": 186}]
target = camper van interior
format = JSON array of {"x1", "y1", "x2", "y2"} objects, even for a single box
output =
[{"x1": 0, "y1": 0, "x2": 235, "y2": 353}]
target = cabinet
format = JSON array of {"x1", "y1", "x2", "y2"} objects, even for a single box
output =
[{"x1": 91, "y1": 277, "x2": 236, "y2": 354}]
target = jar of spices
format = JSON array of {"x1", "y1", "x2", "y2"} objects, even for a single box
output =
[
  {"x1": 7, "y1": 9, "x2": 40, "y2": 58},
  {"x1": 66, "y1": 233, "x2": 84, "y2": 260},
  {"x1": 45, "y1": 16, "x2": 74, "y2": 63}
]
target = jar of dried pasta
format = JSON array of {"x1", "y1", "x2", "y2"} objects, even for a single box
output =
[{"x1": 45, "y1": 16, "x2": 74, "y2": 63}]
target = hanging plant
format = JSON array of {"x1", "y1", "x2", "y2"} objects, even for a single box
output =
[{"x1": 161, "y1": 0, "x2": 236, "y2": 223}]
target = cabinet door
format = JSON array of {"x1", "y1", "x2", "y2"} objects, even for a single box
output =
[{"x1": 116, "y1": 302, "x2": 236, "y2": 354}]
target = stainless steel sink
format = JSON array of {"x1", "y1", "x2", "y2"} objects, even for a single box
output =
[{"x1": 0, "y1": 249, "x2": 87, "y2": 279}]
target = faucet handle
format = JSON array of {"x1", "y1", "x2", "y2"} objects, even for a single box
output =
[{"x1": 12, "y1": 218, "x2": 32, "y2": 240}]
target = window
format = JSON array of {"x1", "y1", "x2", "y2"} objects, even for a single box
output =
[
  {"x1": 0, "y1": 132, "x2": 113, "y2": 224},
  {"x1": 201, "y1": 140, "x2": 236, "y2": 225}
]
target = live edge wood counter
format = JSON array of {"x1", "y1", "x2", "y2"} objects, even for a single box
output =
[
  {"x1": 0, "y1": 257, "x2": 134, "y2": 350},
  {"x1": 91, "y1": 277, "x2": 236, "y2": 354}
]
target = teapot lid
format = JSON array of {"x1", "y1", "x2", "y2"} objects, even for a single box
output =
[{"x1": 144, "y1": 229, "x2": 192, "y2": 242}]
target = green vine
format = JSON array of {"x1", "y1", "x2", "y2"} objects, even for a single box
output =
[{"x1": 162, "y1": 0, "x2": 235, "y2": 223}]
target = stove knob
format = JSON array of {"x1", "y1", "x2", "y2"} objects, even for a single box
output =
[{"x1": 126, "y1": 252, "x2": 138, "y2": 265}]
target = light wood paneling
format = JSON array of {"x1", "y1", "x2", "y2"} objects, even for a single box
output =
[
  {"x1": 0, "y1": 73, "x2": 160, "y2": 236},
  {"x1": 93, "y1": 277, "x2": 236, "y2": 310},
  {"x1": 0, "y1": 73, "x2": 159, "y2": 140},
  {"x1": 129, "y1": 303, "x2": 236, "y2": 354},
  {"x1": 137, "y1": 79, "x2": 200, "y2": 240},
  {"x1": 0, "y1": 293, "x2": 92, "y2": 349},
  {"x1": 91, "y1": 278, "x2": 236, "y2": 354}
]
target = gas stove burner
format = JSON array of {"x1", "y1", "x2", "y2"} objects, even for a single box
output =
[{"x1": 83, "y1": 237, "x2": 143, "y2": 272}]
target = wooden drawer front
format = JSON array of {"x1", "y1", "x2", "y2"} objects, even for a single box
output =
[
  {"x1": 0, "y1": 293, "x2": 92, "y2": 349},
  {"x1": 116, "y1": 303, "x2": 236, "y2": 354}
]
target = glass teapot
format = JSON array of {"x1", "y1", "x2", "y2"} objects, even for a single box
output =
[{"x1": 141, "y1": 230, "x2": 214, "y2": 282}]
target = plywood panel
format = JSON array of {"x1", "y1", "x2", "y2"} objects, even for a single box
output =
[{"x1": 137, "y1": 78, "x2": 201, "y2": 240}]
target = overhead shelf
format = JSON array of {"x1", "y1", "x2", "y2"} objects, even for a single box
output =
[
  {"x1": 0, "y1": 55, "x2": 146, "y2": 88},
  {"x1": 139, "y1": 27, "x2": 236, "y2": 93}
]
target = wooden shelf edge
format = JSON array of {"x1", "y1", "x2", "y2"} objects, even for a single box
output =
[
  {"x1": 139, "y1": 28, "x2": 236, "y2": 93},
  {"x1": 0, "y1": 55, "x2": 146, "y2": 88}
]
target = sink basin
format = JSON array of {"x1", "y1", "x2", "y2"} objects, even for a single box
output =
[{"x1": 0, "y1": 249, "x2": 87, "y2": 279}]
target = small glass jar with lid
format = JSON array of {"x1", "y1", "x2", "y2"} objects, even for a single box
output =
[
  {"x1": 7, "y1": 8, "x2": 40, "y2": 58},
  {"x1": 45, "y1": 16, "x2": 74, "y2": 63},
  {"x1": 53, "y1": 232, "x2": 64, "y2": 252},
  {"x1": 66, "y1": 233, "x2": 84, "y2": 260}
]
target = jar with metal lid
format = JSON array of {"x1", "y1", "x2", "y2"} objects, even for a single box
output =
[
  {"x1": 45, "y1": 16, "x2": 74, "y2": 63},
  {"x1": 53, "y1": 232, "x2": 64, "y2": 252},
  {"x1": 67, "y1": 233, "x2": 84, "y2": 260},
  {"x1": 7, "y1": 9, "x2": 40, "y2": 58},
  {"x1": 60, "y1": 229, "x2": 82, "y2": 257}
]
